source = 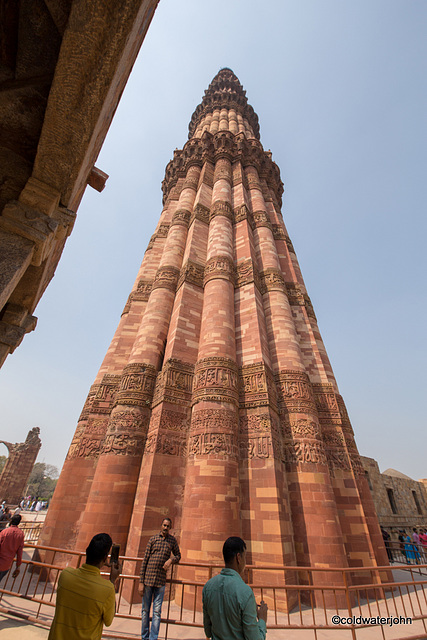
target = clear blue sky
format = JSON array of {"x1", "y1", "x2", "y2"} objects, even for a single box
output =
[{"x1": 0, "y1": 0, "x2": 426, "y2": 480}]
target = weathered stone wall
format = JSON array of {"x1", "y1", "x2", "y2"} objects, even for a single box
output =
[
  {"x1": 361, "y1": 456, "x2": 427, "y2": 530},
  {"x1": 0, "y1": 427, "x2": 42, "y2": 504}
]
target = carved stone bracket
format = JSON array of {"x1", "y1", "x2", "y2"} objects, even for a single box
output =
[
  {"x1": 152, "y1": 266, "x2": 180, "y2": 293},
  {"x1": 192, "y1": 358, "x2": 239, "y2": 406},
  {"x1": 0, "y1": 200, "x2": 75, "y2": 267},
  {"x1": 115, "y1": 363, "x2": 157, "y2": 407},
  {"x1": 204, "y1": 255, "x2": 235, "y2": 287},
  {"x1": 152, "y1": 358, "x2": 195, "y2": 408},
  {"x1": 177, "y1": 260, "x2": 204, "y2": 290},
  {"x1": 259, "y1": 269, "x2": 286, "y2": 295}
]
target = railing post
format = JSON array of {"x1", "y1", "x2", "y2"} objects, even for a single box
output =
[
  {"x1": 165, "y1": 562, "x2": 173, "y2": 640},
  {"x1": 342, "y1": 570, "x2": 356, "y2": 640}
]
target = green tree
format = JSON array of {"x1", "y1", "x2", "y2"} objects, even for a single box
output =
[{"x1": 26, "y1": 463, "x2": 59, "y2": 501}]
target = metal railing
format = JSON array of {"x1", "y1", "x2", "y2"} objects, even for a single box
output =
[
  {"x1": 18, "y1": 522, "x2": 44, "y2": 544},
  {"x1": 0, "y1": 542, "x2": 426, "y2": 639}
]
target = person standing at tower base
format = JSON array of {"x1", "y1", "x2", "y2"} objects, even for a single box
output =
[
  {"x1": 203, "y1": 536, "x2": 268, "y2": 639},
  {"x1": 138, "y1": 517, "x2": 181, "y2": 640}
]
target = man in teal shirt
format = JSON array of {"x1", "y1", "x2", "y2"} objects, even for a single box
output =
[{"x1": 202, "y1": 537, "x2": 268, "y2": 639}]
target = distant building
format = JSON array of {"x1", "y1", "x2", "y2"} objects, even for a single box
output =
[{"x1": 361, "y1": 456, "x2": 427, "y2": 531}]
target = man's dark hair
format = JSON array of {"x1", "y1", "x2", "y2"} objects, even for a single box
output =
[
  {"x1": 162, "y1": 517, "x2": 172, "y2": 525},
  {"x1": 86, "y1": 533, "x2": 112, "y2": 565},
  {"x1": 10, "y1": 514, "x2": 21, "y2": 526},
  {"x1": 223, "y1": 537, "x2": 246, "y2": 564}
]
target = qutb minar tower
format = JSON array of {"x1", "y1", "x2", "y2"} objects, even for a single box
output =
[{"x1": 41, "y1": 69, "x2": 388, "y2": 575}]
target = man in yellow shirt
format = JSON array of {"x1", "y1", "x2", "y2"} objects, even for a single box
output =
[{"x1": 48, "y1": 533, "x2": 121, "y2": 640}]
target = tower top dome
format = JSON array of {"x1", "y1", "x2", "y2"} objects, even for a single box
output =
[{"x1": 188, "y1": 68, "x2": 260, "y2": 140}]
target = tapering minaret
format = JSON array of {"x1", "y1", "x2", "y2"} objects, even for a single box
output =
[{"x1": 40, "y1": 69, "x2": 388, "y2": 575}]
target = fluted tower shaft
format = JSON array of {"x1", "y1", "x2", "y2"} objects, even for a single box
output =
[{"x1": 40, "y1": 69, "x2": 387, "y2": 582}]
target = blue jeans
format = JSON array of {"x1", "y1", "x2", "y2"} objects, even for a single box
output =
[{"x1": 141, "y1": 584, "x2": 165, "y2": 640}]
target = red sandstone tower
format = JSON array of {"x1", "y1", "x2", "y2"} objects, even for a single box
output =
[{"x1": 40, "y1": 69, "x2": 388, "y2": 575}]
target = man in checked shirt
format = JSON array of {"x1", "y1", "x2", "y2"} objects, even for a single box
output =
[{"x1": 138, "y1": 517, "x2": 181, "y2": 640}]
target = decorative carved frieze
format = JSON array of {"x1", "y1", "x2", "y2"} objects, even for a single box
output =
[
  {"x1": 235, "y1": 259, "x2": 261, "y2": 290},
  {"x1": 283, "y1": 440, "x2": 328, "y2": 466},
  {"x1": 190, "y1": 203, "x2": 210, "y2": 225},
  {"x1": 209, "y1": 200, "x2": 233, "y2": 222},
  {"x1": 188, "y1": 432, "x2": 238, "y2": 459},
  {"x1": 157, "y1": 224, "x2": 170, "y2": 237},
  {"x1": 240, "y1": 436, "x2": 272, "y2": 459},
  {"x1": 192, "y1": 358, "x2": 239, "y2": 406},
  {"x1": 290, "y1": 418, "x2": 320, "y2": 440},
  {"x1": 275, "y1": 370, "x2": 315, "y2": 413},
  {"x1": 66, "y1": 431, "x2": 102, "y2": 460},
  {"x1": 285, "y1": 283, "x2": 317, "y2": 321},
  {"x1": 239, "y1": 362, "x2": 277, "y2": 410},
  {"x1": 134, "y1": 279, "x2": 153, "y2": 301},
  {"x1": 253, "y1": 210, "x2": 273, "y2": 231},
  {"x1": 204, "y1": 255, "x2": 235, "y2": 287},
  {"x1": 115, "y1": 363, "x2": 157, "y2": 407},
  {"x1": 259, "y1": 269, "x2": 286, "y2": 295},
  {"x1": 312, "y1": 384, "x2": 340, "y2": 420},
  {"x1": 145, "y1": 432, "x2": 187, "y2": 457},
  {"x1": 177, "y1": 260, "x2": 204, "y2": 290},
  {"x1": 148, "y1": 408, "x2": 190, "y2": 434},
  {"x1": 171, "y1": 209, "x2": 191, "y2": 227},
  {"x1": 152, "y1": 359, "x2": 195, "y2": 408},
  {"x1": 272, "y1": 224, "x2": 286, "y2": 240},
  {"x1": 84, "y1": 375, "x2": 121, "y2": 416},
  {"x1": 124, "y1": 279, "x2": 153, "y2": 313},
  {"x1": 285, "y1": 236, "x2": 295, "y2": 253},
  {"x1": 239, "y1": 412, "x2": 272, "y2": 434},
  {"x1": 146, "y1": 235, "x2": 155, "y2": 251},
  {"x1": 152, "y1": 266, "x2": 180, "y2": 293},
  {"x1": 97, "y1": 407, "x2": 150, "y2": 457},
  {"x1": 285, "y1": 282, "x2": 305, "y2": 306},
  {"x1": 234, "y1": 204, "x2": 250, "y2": 226},
  {"x1": 161, "y1": 133, "x2": 283, "y2": 208},
  {"x1": 101, "y1": 432, "x2": 146, "y2": 457},
  {"x1": 190, "y1": 407, "x2": 237, "y2": 434}
]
